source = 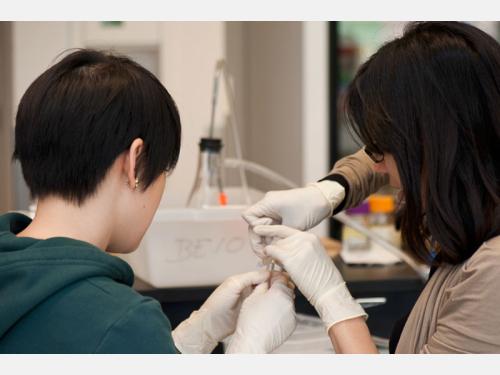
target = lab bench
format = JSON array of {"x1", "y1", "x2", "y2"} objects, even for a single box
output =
[{"x1": 133, "y1": 255, "x2": 425, "y2": 353}]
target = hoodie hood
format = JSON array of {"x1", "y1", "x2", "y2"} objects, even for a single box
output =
[{"x1": 0, "y1": 212, "x2": 134, "y2": 339}]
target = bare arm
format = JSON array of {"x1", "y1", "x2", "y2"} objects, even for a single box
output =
[{"x1": 328, "y1": 317, "x2": 379, "y2": 353}]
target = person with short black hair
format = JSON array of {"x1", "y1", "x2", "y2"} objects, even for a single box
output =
[{"x1": 0, "y1": 49, "x2": 296, "y2": 353}]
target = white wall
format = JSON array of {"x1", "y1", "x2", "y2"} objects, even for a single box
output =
[
  {"x1": 242, "y1": 22, "x2": 304, "y2": 190},
  {"x1": 302, "y1": 21, "x2": 329, "y2": 237},
  {"x1": 157, "y1": 22, "x2": 227, "y2": 208},
  {"x1": 11, "y1": 22, "x2": 76, "y2": 209},
  {"x1": 0, "y1": 22, "x2": 13, "y2": 212},
  {"x1": 224, "y1": 21, "x2": 329, "y2": 237},
  {"x1": 13, "y1": 22, "x2": 74, "y2": 114},
  {"x1": 302, "y1": 22, "x2": 329, "y2": 184}
]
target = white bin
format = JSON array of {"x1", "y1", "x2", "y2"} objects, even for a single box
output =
[{"x1": 118, "y1": 207, "x2": 260, "y2": 288}]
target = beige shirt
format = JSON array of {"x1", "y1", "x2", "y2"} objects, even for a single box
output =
[
  {"x1": 331, "y1": 150, "x2": 500, "y2": 353},
  {"x1": 396, "y1": 236, "x2": 500, "y2": 353},
  {"x1": 330, "y1": 149, "x2": 388, "y2": 208}
]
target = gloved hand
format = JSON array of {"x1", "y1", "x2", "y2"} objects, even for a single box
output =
[
  {"x1": 172, "y1": 270, "x2": 269, "y2": 353},
  {"x1": 254, "y1": 225, "x2": 366, "y2": 331},
  {"x1": 242, "y1": 181, "x2": 345, "y2": 259},
  {"x1": 226, "y1": 274, "x2": 297, "y2": 353}
]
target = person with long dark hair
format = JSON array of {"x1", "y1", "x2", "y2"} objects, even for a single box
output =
[{"x1": 244, "y1": 21, "x2": 500, "y2": 353}]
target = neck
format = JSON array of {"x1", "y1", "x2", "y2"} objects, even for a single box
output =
[{"x1": 17, "y1": 194, "x2": 116, "y2": 251}]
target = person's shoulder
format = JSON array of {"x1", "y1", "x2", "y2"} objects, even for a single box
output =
[
  {"x1": 50, "y1": 273, "x2": 150, "y2": 320},
  {"x1": 76, "y1": 277, "x2": 177, "y2": 353},
  {"x1": 451, "y1": 235, "x2": 500, "y2": 292},
  {"x1": 463, "y1": 235, "x2": 500, "y2": 274},
  {"x1": 435, "y1": 235, "x2": 500, "y2": 353},
  {"x1": 483, "y1": 235, "x2": 500, "y2": 251},
  {"x1": 79, "y1": 276, "x2": 168, "y2": 328},
  {"x1": 84, "y1": 275, "x2": 146, "y2": 305},
  {"x1": 92, "y1": 293, "x2": 177, "y2": 353}
]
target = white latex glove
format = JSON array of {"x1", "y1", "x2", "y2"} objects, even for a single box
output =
[
  {"x1": 172, "y1": 270, "x2": 269, "y2": 354},
  {"x1": 254, "y1": 225, "x2": 366, "y2": 331},
  {"x1": 243, "y1": 181, "x2": 345, "y2": 259},
  {"x1": 226, "y1": 276, "x2": 297, "y2": 353}
]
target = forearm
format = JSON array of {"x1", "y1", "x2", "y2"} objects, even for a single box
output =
[
  {"x1": 328, "y1": 317, "x2": 379, "y2": 354},
  {"x1": 320, "y1": 149, "x2": 388, "y2": 212}
]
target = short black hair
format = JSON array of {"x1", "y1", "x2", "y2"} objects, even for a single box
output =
[
  {"x1": 345, "y1": 22, "x2": 500, "y2": 265},
  {"x1": 13, "y1": 49, "x2": 181, "y2": 204}
]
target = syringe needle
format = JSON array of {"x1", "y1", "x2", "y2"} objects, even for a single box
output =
[{"x1": 267, "y1": 260, "x2": 275, "y2": 288}]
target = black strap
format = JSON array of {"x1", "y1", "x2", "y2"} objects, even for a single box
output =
[{"x1": 318, "y1": 173, "x2": 350, "y2": 215}]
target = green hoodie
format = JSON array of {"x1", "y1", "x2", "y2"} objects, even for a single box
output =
[{"x1": 0, "y1": 212, "x2": 178, "y2": 353}]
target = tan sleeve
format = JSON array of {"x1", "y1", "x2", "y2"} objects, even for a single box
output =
[
  {"x1": 419, "y1": 246, "x2": 500, "y2": 353},
  {"x1": 328, "y1": 149, "x2": 388, "y2": 209}
]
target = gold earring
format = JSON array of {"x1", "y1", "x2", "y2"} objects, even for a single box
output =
[{"x1": 134, "y1": 178, "x2": 139, "y2": 190}]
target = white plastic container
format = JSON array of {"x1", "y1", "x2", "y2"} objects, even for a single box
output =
[{"x1": 118, "y1": 206, "x2": 260, "y2": 288}]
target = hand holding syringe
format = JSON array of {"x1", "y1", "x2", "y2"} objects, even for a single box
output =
[{"x1": 247, "y1": 217, "x2": 290, "y2": 288}]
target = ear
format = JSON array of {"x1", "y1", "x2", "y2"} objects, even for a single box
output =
[{"x1": 123, "y1": 138, "x2": 144, "y2": 190}]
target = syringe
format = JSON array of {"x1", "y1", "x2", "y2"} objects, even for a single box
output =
[{"x1": 267, "y1": 260, "x2": 276, "y2": 288}]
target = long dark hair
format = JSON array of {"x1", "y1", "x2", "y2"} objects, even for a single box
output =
[{"x1": 345, "y1": 22, "x2": 500, "y2": 265}]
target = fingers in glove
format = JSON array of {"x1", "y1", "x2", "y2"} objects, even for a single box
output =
[
  {"x1": 252, "y1": 217, "x2": 274, "y2": 227},
  {"x1": 249, "y1": 281, "x2": 269, "y2": 297},
  {"x1": 269, "y1": 270, "x2": 290, "y2": 285},
  {"x1": 275, "y1": 270, "x2": 296, "y2": 290},
  {"x1": 227, "y1": 270, "x2": 270, "y2": 291},
  {"x1": 239, "y1": 285, "x2": 254, "y2": 303},
  {"x1": 248, "y1": 217, "x2": 277, "y2": 258},
  {"x1": 269, "y1": 279, "x2": 295, "y2": 299},
  {"x1": 248, "y1": 226, "x2": 267, "y2": 258},
  {"x1": 274, "y1": 231, "x2": 310, "y2": 250},
  {"x1": 242, "y1": 206, "x2": 279, "y2": 227},
  {"x1": 264, "y1": 244, "x2": 288, "y2": 266},
  {"x1": 254, "y1": 224, "x2": 301, "y2": 240},
  {"x1": 269, "y1": 272, "x2": 296, "y2": 298}
]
